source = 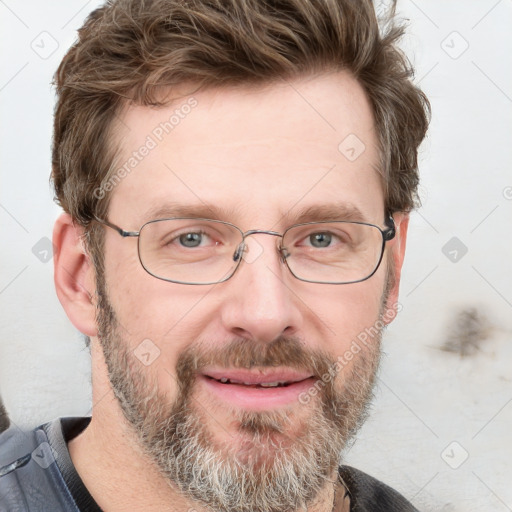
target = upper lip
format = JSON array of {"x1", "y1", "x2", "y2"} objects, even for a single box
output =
[{"x1": 202, "y1": 368, "x2": 313, "y2": 385}]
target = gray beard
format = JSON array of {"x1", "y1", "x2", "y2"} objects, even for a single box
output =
[{"x1": 96, "y1": 284, "x2": 382, "y2": 512}]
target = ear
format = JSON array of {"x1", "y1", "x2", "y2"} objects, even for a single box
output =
[
  {"x1": 383, "y1": 213, "x2": 409, "y2": 325},
  {"x1": 53, "y1": 213, "x2": 98, "y2": 336}
]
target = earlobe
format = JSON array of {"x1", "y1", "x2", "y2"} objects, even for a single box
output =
[
  {"x1": 383, "y1": 213, "x2": 409, "y2": 324},
  {"x1": 53, "y1": 213, "x2": 98, "y2": 337}
]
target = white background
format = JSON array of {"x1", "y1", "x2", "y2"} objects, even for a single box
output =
[{"x1": 1, "y1": 1, "x2": 511, "y2": 511}]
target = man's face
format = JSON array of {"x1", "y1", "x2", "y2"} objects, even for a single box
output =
[{"x1": 95, "y1": 72, "x2": 402, "y2": 511}]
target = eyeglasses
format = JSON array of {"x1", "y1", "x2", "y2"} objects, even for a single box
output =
[{"x1": 94, "y1": 216, "x2": 395, "y2": 285}]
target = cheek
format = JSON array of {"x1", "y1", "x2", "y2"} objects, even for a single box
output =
[
  {"x1": 304, "y1": 275, "x2": 385, "y2": 353},
  {"x1": 105, "y1": 258, "x2": 219, "y2": 384},
  {"x1": 105, "y1": 245, "x2": 194, "y2": 339}
]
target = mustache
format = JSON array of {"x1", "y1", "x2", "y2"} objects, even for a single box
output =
[{"x1": 174, "y1": 336, "x2": 335, "y2": 388}]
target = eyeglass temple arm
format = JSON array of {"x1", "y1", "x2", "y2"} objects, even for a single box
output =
[
  {"x1": 93, "y1": 217, "x2": 140, "y2": 238},
  {"x1": 383, "y1": 215, "x2": 396, "y2": 241}
]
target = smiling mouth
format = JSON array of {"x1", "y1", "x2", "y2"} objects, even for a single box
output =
[
  {"x1": 205, "y1": 376, "x2": 309, "y2": 388},
  {"x1": 198, "y1": 370, "x2": 317, "y2": 410}
]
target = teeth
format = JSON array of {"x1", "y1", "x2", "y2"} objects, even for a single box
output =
[
  {"x1": 260, "y1": 381, "x2": 287, "y2": 387},
  {"x1": 216, "y1": 378, "x2": 288, "y2": 387}
]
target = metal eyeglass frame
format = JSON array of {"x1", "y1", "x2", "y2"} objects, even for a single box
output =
[{"x1": 93, "y1": 215, "x2": 396, "y2": 285}]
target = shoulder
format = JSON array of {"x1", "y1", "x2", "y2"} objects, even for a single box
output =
[
  {"x1": 339, "y1": 465, "x2": 420, "y2": 512},
  {"x1": 0, "y1": 418, "x2": 80, "y2": 512},
  {"x1": 0, "y1": 421, "x2": 39, "y2": 472}
]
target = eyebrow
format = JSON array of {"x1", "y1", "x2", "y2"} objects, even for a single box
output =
[
  {"x1": 141, "y1": 201, "x2": 370, "y2": 227},
  {"x1": 141, "y1": 202, "x2": 237, "y2": 223},
  {"x1": 285, "y1": 203, "x2": 369, "y2": 225}
]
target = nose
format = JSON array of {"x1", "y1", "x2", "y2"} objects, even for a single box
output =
[{"x1": 219, "y1": 235, "x2": 303, "y2": 343}]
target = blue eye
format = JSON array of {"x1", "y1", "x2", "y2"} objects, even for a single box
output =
[
  {"x1": 179, "y1": 232, "x2": 204, "y2": 247},
  {"x1": 309, "y1": 232, "x2": 332, "y2": 248}
]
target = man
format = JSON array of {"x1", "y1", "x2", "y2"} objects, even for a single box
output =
[{"x1": 0, "y1": 0, "x2": 429, "y2": 510}]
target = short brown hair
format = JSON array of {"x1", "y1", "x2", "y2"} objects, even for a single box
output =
[{"x1": 52, "y1": 0, "x2": 429, "y2": 238}]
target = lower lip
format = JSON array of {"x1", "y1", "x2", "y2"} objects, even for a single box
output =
[{"x1": 198, "y1": 375, "x2": 316, "y2": 411}]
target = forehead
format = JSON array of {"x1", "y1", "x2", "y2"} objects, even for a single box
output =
[{"x1": 108, "y1": 71, "x2": 384, "y2": 228}]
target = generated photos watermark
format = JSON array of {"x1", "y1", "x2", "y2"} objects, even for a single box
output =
[
  {"x1": 93, "y1": 97, "x2": 198, "y2": 200},
  {"x1": 298, "y1": 301, "x2": 403, "y2": 405}
]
